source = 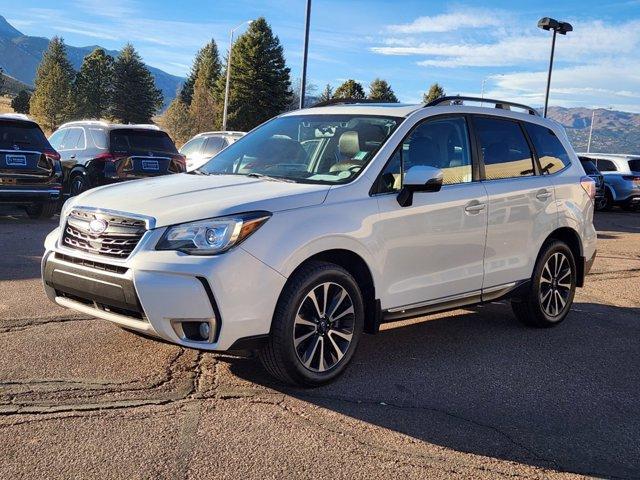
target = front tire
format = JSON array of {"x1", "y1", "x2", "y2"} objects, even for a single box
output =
[
  {"x1": 511, "y1": 241, "x2": 576, "y2": 328},
  {"x1": 260, "y1": 261, "x2": 364, "y2": 387}
]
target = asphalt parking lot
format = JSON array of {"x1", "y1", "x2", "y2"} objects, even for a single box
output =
[{"x1": 0, "y1": 208, "x2": 638, "y2": 479}]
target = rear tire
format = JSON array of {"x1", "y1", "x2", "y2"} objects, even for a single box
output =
[
  {"x1": 25, "y1": 202, "x2": 58, "y2": 219},
  {"x1": 511, "y1": 240, "x2": 576, "y2": 328},
  {"x1": 259, "y1": 261, "x2": 364, "y2": 387}
]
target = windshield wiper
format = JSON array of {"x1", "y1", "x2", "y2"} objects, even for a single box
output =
[
  {"x1": 244, "y1": 173, "x2": 296, "y2": 183},
  {"x1": 187, "y1": 169, "x2": 209, "y2": 175}
]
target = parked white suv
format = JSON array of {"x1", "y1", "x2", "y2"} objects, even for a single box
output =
[{"x1": 42, "y1": 97, "x2": 597, "y2": 386}]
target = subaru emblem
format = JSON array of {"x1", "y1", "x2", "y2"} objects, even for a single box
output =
[{"x1": 88, "y1": 219, "x2": 108, "y2": 235}]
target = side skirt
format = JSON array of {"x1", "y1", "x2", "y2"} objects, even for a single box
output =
[{"x1": 380, "y1": 280, "x2": 529, "y2": 323}]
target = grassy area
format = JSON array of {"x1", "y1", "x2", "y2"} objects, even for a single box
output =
[{"x1": 0, "y1": 96, "x2": 15, "y2": 114}]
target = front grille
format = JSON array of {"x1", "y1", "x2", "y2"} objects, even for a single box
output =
[
  {"x1": 61, "y1": 209, "x2": 147, "y2": 259},
  {"x1": 54, "y1": 252, "x2": 128, "y2": 274}
]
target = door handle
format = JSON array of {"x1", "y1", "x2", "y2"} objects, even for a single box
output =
[
  {"x1": 536, "y1": 189, "x2": 552, "y2": 201},
  {"x1": 464, "y1": 201, "x2": 486, "y2": 214}
]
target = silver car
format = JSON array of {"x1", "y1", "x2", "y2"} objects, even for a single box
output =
[
  {"x1": 180, "y1": 131, "x2": 245, "y2": 172},
  {"x1": 578, "y1": 153, "x2": 640, "y2": 211}
]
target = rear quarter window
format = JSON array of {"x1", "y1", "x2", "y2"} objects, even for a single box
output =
[
  {"x1": 596, "y1": 159, "x2": 617, "y2": 172},
  {"x1": 628, "y1": 159, "x2": 640, "y2": 172},
  {"x1": 524, "y1": 123, "x2": 571, "y2": 174}
]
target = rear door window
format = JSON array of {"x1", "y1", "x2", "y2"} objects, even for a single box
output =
[
  {"x1": 89, "y1": 128, "x2": 108, "y2": 149},
  {"x1": 0, "y1": 120, "x2": 51, "y2": 151},
  {"x1": 58, "y1": 128, "x2": 84, "y2": 151},
  {"x1": 110, "y1": 129, "x2": 178, "y2": 155},
  {"x1": 474, "y1": 117, "x2": 535, "y2": 180},
  {"x1": 524, "y1": 123, "x2": 571, "y2": 174}
]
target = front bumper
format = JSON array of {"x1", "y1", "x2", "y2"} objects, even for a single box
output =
[{"x1": 42, "y1": 227, "x2": 287, "y2": 351}]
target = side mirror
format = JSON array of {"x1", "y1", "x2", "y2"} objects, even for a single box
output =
[{"x1": 397, "y1": 165, "x2": 443, "y2": 207}]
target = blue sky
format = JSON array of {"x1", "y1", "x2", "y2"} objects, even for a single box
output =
[{"x1": 4, "y1": 0, "x2": 640, "y2": 111}]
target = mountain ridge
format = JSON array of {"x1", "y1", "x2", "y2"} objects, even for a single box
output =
[{"x1": 0, "y1": 15, "x2": 183, "y2": 106}]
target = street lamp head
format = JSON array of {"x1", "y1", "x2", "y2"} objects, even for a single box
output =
[{"x1": 538, "y1": 17, "x2": 573, "y2": 35}]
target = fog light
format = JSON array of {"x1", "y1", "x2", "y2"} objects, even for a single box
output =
[{"x1": 198, "y1": 321, "x2": 210, "y2": 339}]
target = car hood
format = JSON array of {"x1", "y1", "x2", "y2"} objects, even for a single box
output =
[{"x1": 69, "y1": 174, "x2": 331, "y2": 227}]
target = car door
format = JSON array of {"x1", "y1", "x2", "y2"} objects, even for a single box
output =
[
  {"x1": 374, "y1": 114, "x2": 489, "y2": 311},
  {"x1": 472, "y1": 115, "x2": 558, "y2": 290}
]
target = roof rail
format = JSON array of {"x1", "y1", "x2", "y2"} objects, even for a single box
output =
[
  {"x1": 196, "y1": 130, "x2": 246, "y2": 137},
  {"x1": 117, "y1": 123, "x2": 160, "y2": 130},
  {"x1": 425, "y1": 96, "x2": 540, "y2": 116},
  {"x1": 310, "y1": 98, "x2": 387, "y2": 108},
  {"x1": 59, "y1": 120, "x2": 109, "y2": 128}
]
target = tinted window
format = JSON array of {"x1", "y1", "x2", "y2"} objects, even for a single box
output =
[
  {"x1": 597, "y1": 159, "x2": 617, "y2": 172},
  {"x1": 579, "y1": 158, "x2": 599, "y2": 175},
  {"x1": 199, "y1": 114, "x2": 401, "y2": 185},
  {"x1": 202, "y1": 137, "x2": 226, "y2": 156},
  {"x1": 180, "y1": 137, "x2": 205, "y2": 155},
  {"x1": 377, "y1": 116, "x2": 472, "y2": 193},
  {"x1": 0, "y1": 120, "x2": 51, "y2": 150},
  {"x1": 110, "y1": 129, "x2": 177, "y2": 154},
  {"x1": 628, "y1": 159, "x2": 640, "y2": 172},
  {"x1": 475, "y1": 117, "x2": 535, "y2": 180},
  {"x1": 524, "y1": 123, "x2": 570, "y2": 174},
  {"x1": 89, "y1": 128, "x2": 108, "y2": 149}
]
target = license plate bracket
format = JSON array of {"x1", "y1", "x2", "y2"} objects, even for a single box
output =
[
  {"x1": 141, "y1": 159, "x2": 159, "y2": 171},
  {"x1": 6, "y1": 154, "x2": 27, "y2": 166}
]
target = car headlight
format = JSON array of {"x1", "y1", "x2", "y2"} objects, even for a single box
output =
[{"x1": 156, "y1": 211, "x2": 271, "y2": 255}]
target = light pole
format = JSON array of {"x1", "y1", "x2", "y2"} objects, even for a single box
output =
[
  {"x1": 222, "y1": 20, "x2": 252, "y2": 131},
  {"x1": 299, "y1": 0, "x2": 312, "y2": 109},
  {"x1": 538, "y1": 17, "x2": 573, "y2": 117},
  {"x1": 587, "y1": 107, "x2": 612, "y2": 153}
]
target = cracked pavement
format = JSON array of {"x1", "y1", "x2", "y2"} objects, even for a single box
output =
[{"x1": 0, "y1": 208, "x2": 639, "y2": 479}]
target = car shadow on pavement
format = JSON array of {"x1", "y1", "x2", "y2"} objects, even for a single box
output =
[
  {"x1": 594, "y1": 211, "x2": 640, "y2": 235},
  {"x1": 229, "y1": 301, "x2": 640, "y2": 479}
]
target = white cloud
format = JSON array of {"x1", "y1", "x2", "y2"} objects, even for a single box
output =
[
  {"x1": 386, "y1": 10, "x2": 503, "y2": 33},
  {"x1": 373, "y1": 20, "x2": 640, "y2": 67}
]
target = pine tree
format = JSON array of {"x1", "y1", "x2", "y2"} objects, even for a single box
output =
[
  {"x1": 190, "y1": 64, "x2": 219, "y2": 133},
  {"x1": 29, "y1": 37, "x2": 75, "y2": 131},
  {"x1": 333, "y1": 79, "x2": 366, "y2": 99},
  {"x1": 12, "y1": 90, "x2": 32, "y2": 114},
  {"x1": 74, "y1": 48, "x2": 114, "y2": 119},
  {"x1": 423, "y1": 83, "x2": 445, "y2": 103},
  {"x1": 180, "y1": 40, "x2": 222, "y2": 105},
  {"x1": 368, "y1": 78, "x2": 398, "y2": 103},
  {"x1": 218, "y1": 17, "x2": 291, "y2": 131},
  {"x1": 160, "y1": 98, "x2": 194, "y2": 146},
  {"x1": 318, "y1": 84, "x2": 333, "y2": 103},
  {"x1": 11, "y1": 90, "x2": 31, "y2": 114},
  {"x1": 110, "y1": 43, "x2": 163, "y2": 124},
  {"x1": 0, "y1": 67, "x2": 5, "y2": 95}
]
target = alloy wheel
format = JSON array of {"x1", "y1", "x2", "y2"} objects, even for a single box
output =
[
  {"x1": 293, "y1": 282, "x2": 355, "y2": 373},
  {"x1": 539, "y1": 252, "x2": 573, "y2": 317}
]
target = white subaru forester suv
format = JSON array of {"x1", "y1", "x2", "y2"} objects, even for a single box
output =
[{"x1": 42, "y1": 97, "x2": 597, "y2": 386}]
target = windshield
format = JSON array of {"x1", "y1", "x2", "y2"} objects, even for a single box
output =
[
  {"x1": 0, "y1": 120, "x2": 52, "y2": 151},
  {"x1": 198, "y1": 114, "x2": 402, "y2": 184}
]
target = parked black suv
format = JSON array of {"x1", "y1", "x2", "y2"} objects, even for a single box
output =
[
  {"x1": 0, "y1": 114, "x2": 62, "y2": 218},
  {"x1": 578, "y1": 156, "x2": 605, "y2": 206},
  {"x1": 48, "y1": 121, "x2": 186, "y2": 196}
]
